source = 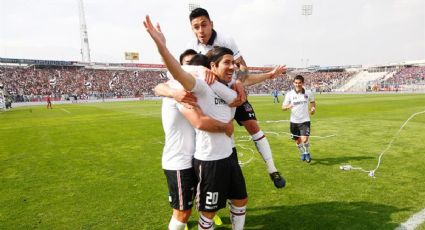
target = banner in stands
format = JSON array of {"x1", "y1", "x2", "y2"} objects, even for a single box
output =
[
  {"x1": 125, "y1": 52, "x2": 139, "y2": 61},
  {"x1": 0, "y1": 57, "x2": 73, "y2": 66}
]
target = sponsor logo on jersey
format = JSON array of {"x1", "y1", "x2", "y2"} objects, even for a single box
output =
[{"x1": 214, "y1": 97, "x2": 226, "y2": 105}]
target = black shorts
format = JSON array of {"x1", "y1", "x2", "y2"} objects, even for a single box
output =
[
  {"x1": 290, "y1": 121, "x2": 311, "y2": 140},
  {"x1": 193, "y1": 149, "x2": 247, "y2": 212},
  {"x1": 228, "y1": 148, "x2": 248, "y2": 200},
  {"x1": 234, "y1": 101, "x2": 257, "y2": 126},
  {"x1": 164, "y1": 167, "x2": 197, "y2": 210}
]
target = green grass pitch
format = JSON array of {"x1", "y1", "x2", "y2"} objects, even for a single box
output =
[{"x1": 1, "y1": 94, "x2": 425, "y2": 229}]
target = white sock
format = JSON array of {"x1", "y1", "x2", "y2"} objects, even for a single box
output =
[
  {"x1": 230, "y1": 205, "x2": 246, "y2": 230},
  {"x1": 168, "y1": 216, "x2": 186, "y2": 230},
  {"x1": 198, "y1": 214, "x2": 214, "y2": 230},
  {"x1": 252, "y1": 130, "x2": 277, "y2": 173},
  {"x1": 297, "y1": 143, "x2": 305, "y2": 154},
  {"x1": 304, "y1": 142, "x2": 310, "y2": 154}
]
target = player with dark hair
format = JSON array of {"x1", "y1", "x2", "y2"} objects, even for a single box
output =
[
  {"x1": 187, "y1": 7, "x2": 286, "y2": 188},
  {"x1": 282, "y1": 75, "x2": 316, "y2": 163},
  {"x1": 153, "y1": 54, "x2": 235, "y2": 230},
  {"x1": 179, "y1": 49, "x2": 198, "y2": 65},
  {"x1": 144, "y1": 15, "x2": 252, "y2": 229}
]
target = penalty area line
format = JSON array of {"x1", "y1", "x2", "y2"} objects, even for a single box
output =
[{"x1": 395, "y1": 207, "x2": 425, "y2": 230}]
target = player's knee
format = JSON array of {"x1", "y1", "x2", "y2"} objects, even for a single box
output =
[
  {"x1": 242, "y1": 120, "x2": 260, "y2": 134},
  {"x1": 201, "y1": 211, "x2": 216, "y2": 220},
  {"x1": 173, "y1": 209, "x2": 192, "y2": 222},
  {"x1": 230, "y1": 198, "x2": 248, "y2": 207}
]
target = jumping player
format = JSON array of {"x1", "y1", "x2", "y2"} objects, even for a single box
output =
[{"x1": 186, "y1": 7, "x2": 286, "y2": 188}]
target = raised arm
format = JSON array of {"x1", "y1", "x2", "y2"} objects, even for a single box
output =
[
  {"x1": 242, "y1": 65, "x2": 287, "y2": 87},
  {"x1": 143, "y1": 15, "x2": 195, "y2": 91}
]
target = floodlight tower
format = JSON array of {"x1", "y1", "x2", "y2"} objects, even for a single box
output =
[
  {"x1": 188, "y1": 0, "x2": 201, "y2": 12},
  {"x1": 301, "y1": 4, "x2": 313, "y2": 68},
  {"x1": 78, "y1": 0, "x2": 91, "y2": 63}
]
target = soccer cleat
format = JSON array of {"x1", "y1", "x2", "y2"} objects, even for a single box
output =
[
  {"x1": 305, "y1": 154, "x2": 311, "y2": 163},
  {"x1": 301, "y1": 153, "x2": 306, "y2": 161},
  {"x1": 270, "y1": 171, "x2": 286, "y2": 188},
  {"x1": 213, "y1": 215, "x2": 223, "y2": 226}
]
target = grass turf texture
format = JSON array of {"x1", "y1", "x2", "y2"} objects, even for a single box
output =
[{"x1": 1, "y1": 94, "x2": 424, "y2": 229}]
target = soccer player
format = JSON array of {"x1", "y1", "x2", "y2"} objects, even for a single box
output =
[
  {"x1": 282, "y1": 75, "x2": 316, "y2": 163},
  {"x1": 46, "y1": 94, "x2": 52, "y2": 109},
  {"x1": 179, "y1": 49, "x2": 198, "y2": 65},
  {"x1": 144, "y1": 15, "x2": 248, "y2": 229},
  {"x1": 272, "y1": 89, "x2": 280, "y2": 103},
  {"x1": 186, "y1": 7, "x2": 286, "y2": 188},
  {"x1": 155, "y1": 55, "x2": 236, "y2": 230}
]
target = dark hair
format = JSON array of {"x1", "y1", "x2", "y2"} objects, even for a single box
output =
[
  {"x1": 294, "y1": 75, "x2": 304, "y2": 83},
  {"x1": 179, "y1": 49, "x2": 198, "y2": 65},
  {"x1": 188, "y1": 54, "x2": 209, "y2": 68},
  {"x1": 206, "y1": 46, "x2": 233, "y2": 68},
  {"x1": 189, "y1": 8, "x2": 210, "y2": 22}
]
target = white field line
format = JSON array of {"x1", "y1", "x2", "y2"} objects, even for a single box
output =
[
  {"x1": 60, "y1": 108, "x2": 71, "y2": 114},
  {"x1": 395, "y1": 208, "x2": 425, "y2": 230}
]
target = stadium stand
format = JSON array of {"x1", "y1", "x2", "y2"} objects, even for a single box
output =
[{"x1": 1, "y1": 58, "x2": 424, "y2": 104}]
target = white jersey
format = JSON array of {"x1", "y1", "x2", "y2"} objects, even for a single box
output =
[
  {"x1": 186, "y1": 30, "x2": 242, "y2": 60},
  {"x1": 191, "y1": 77, "x2": 236, "y2": 161},
  {"x1": 168, "y1": 65, "x2": 237, "y2": 104},
  {"x1": 283, "y1": 89, "x2": 315, "y2": 123},
  {"x1": 161, "y1": 80, "x2": 196, "y2": 170}
]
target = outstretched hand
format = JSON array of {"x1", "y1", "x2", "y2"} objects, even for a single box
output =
[
  {"x1": 143, "y1": 15, "x2": 166, "y2": 48},
  {"x1": 269, "y1": 65, "x2": 287, "y2": 79}
]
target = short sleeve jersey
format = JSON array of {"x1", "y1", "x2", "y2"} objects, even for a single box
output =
[
  {"x1": 186, "y1": 30, "x2": 242, "y2": 60},
  {"x1": 190, "y1": 77, "x2": 235, "y2": 161},
  {"x1": 283, "y1": 89, "x2": 315, "y2": 123},
  {"x1": 161, "y1": 80, "x2": 196, "y2": 170}
]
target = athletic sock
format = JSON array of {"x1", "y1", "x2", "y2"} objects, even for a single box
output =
[
  {"x1": 303, "y1": 142, "x2": 310, "y2": 154},
  {"x1": 230, "y1": 205, "x2": 246, "y2": 230},
  {"x1": 168, "y1": 216, "x2": 186, "y2": 230},
  {"x1": 297, "y1": 143, "x2": 305, "y2": 154},
  {"x1": 252, "y1": 130, "x2": 277, "y2": 173},
  {"x1": 198, "y1": 214, "x2": 214, "y2": 230}
]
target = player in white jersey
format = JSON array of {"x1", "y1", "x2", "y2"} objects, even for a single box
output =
[
  {"x1": 157, "y1": 60, "x2": 235, "y2": 230},
  {"x1": 282, "y1": 75, "x2": 316, "y2": 163},
  {"x1": 187, "y1": 7, "x2": 287, "y2": 188},
  {"x1": 144, "y1": 15, "x2": 248, "y2": 230}
]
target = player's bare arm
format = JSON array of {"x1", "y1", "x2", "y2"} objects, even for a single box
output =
[
  {"x1": 228, "y1": 81, "x2": 246, "y2": 107},
  {"x1": 181, "y1": 106, "x2": 233, "y2": 137},
  {"x1": 144, "y1": 15, "x2": 196, "y2": 91},
  {"x1": 282, "y1": 103, "x2": 293, "y2": 111},
  {"x1": 243, "y1": 65, "x2": 287, "y2": 87},
  {"x1": 153, "y1": 83, "x2": 198, "y2": 107},
  {"x1": 310, "y1": 101, "x2": 316, "y2": 115}
]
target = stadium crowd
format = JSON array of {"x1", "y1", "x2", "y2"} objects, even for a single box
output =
[
  {"x1": 0, "y1": 65, "x2": 167, "y2": 102},
  {"x1": 369, "y1": 66, "x2": 425, "y2": 91},
  {"x1": 2, "y1": 64, "x2": 423, "y2": 103},
  {"x1": 246, "y1": 71, "x2": 355, "y2": 94},
  {"x1": 385, "y1": 66, "x2": 425, "y2": 85}
]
